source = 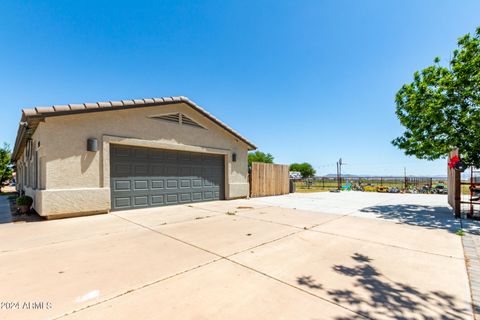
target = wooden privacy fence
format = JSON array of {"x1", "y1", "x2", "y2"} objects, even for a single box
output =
[{"x1": 250, "y1": 162, "x2": 290, "y2": 197}]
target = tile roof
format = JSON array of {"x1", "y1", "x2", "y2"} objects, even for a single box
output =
[{"x1": 12, "y1": 96, "x2": 256, "y2": 160}]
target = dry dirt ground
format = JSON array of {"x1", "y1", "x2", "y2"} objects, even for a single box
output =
[{"x1": 0, "y1": 192, "x2": 475, "y2": 319}]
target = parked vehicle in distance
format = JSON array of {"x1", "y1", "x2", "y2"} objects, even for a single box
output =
[
  {"x1": 289, "y1": 171, "x2": 302, "y2": 180},
  {"x1": 388, "y1": 187, "x2": 400, "y2": 193},
  {"x1": 432, "y1": 183, "x2": 448, "y2": 194},
  {"x1": 364, "y1": 185, "x2": 376, "y2": 192},
  {"x1": 418, "y1": 184, "x2": 431, "y2": 194},
  {"x1": 352, "y1": 184, "x2": 364, "y2": 191},
  {"x1": 376, "y1": 186, "x2": 389, "y2": 193}
]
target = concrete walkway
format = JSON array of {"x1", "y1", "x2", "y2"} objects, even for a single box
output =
[
  {"x1": 464, "y1": 235, "x2": 480, "y2": 319},
  {"x1": 0, "y1": 195, "x2": 12, "y2": 224},
  {"x1": 0, "y1": 193, "x2": 474, "y2": 319}
]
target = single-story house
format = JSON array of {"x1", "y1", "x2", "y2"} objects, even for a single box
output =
[{"x1": 12, "y1": 96, "x2": 256, "y2": 219}]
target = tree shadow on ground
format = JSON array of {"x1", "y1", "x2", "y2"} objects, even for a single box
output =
[
  {"x1": 297, "y1": 253, "x2": 471, "y2": 319},
  {"x1": 358, "y1": 204, "x2": 463, "y2": 233}
]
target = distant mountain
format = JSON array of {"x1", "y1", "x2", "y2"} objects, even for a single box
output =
[{"x1": 324, "y1": 174, "x2": 359, "y2": 178}]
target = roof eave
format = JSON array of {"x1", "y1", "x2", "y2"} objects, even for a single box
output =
[{"x1": 11, "y1": 96, "x2": 256, "y2": 160}]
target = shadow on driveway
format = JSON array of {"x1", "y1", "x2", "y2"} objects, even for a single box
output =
[
  {"x1": 297, "y1": 253, "x2": 471, "y2": 319},
  {"x1": 358, "y1": 204, "x2": 464, "y2": 233}
]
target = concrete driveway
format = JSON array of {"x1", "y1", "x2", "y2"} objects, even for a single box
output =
[{"x1": 0, "y1": 192, "x2": 474, "y2": 319}]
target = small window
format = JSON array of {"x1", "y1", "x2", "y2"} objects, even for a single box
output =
[
  {"x1": 34, "y1": 150, "x2": 38, "y2": 189},
  {"x1": 26, "y1": 140, "x2": 32, "y2": 160}
]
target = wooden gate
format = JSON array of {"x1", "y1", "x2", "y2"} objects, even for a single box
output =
[{"x1": 250, "y1": 162, "x2": 290, "y2": 197}]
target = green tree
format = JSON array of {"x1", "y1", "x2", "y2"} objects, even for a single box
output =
[
  {"x1": 248, "y1": 151, "x2": 274, "y2": 166},
  {"x1": 0, "y1": 143, "x2": 13, "y2": 189},
  {"x1": 392, "y1": 27, "x2": 480, "y2": 166},
  {"x1": 290, "y1": 162, "x2": 316, "y2": 178}
]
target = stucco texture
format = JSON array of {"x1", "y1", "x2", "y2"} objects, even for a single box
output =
[{"x1": 18, "y1": 103, "x2": 251, "y2": 218}]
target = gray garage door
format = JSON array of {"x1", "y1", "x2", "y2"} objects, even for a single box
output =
[{"x1": 110, "y1": 145, "x2": 225, "y2": 211}]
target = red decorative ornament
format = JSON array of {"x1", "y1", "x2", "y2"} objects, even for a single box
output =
[{"x1": 448, "y1": 155, "x2": 460, "y2": 169}]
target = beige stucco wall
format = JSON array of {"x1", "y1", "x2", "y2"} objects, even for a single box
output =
[
  {"x1": 16, "y1": 124, "x2": 46, "y2": 212},
  {"x1": 18, "y1": 103, "x2": 250, "y2": 218}
]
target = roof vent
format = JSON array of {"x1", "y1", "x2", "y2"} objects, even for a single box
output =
[
  {"x1": 181, "y1": 114, "x2": 204, "y2": 128},
  {"x1": 152, "y1": 113, "x2": 180, "y2": 124}
]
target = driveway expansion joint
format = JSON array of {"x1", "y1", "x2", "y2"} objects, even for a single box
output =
[
  {"x1": 309, "y1": 228, "x2": 463, "y2": 260},
  {"x1": 233, "y1": 210, "x2": 463, "y2": 260},
  {"x1": 110, "y1": 212, "x2": 372, "y2": 319},
  {"x1": 0, "y1": 227, "x2": 141, "y2": 255},
  {"x1": 224, "y1": 258, "x2": 372, "y2": 319},
  {"x1": 53, "y1": 258, "x2": 222, "y2": 319}
]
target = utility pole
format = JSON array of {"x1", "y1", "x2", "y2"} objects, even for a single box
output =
[
  {"x1": 404, "y1": 167, "x2": 407, "y2": 191},
  {"x1": 337, "y1": 158, "x2": 343, "y2": 190}
]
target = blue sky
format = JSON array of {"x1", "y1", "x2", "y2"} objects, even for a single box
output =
[{"x1": 0, "y1": 1, "x2": 478, "y2": 176}]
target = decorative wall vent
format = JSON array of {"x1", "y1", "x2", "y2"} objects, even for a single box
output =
[
  {"x1": 181, "y1": 114, "x2": 204, "y2": 128},
  {"x1": 151, "y1": 113, "x2": 204, "y2": 129},
  {"x1": 153, "y1": 113, "x2": 180, "y2": 123}
]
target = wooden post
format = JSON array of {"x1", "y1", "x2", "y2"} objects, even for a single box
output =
[{"x1": 448, "y1": 149, "x2": 461, "y2": 218}]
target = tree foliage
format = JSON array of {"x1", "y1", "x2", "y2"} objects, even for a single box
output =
[
  {"x1": 248, "y1": 151, "x2": 274, "y2": 166},
  {"x1": 0, "y1": 143, "x2": 13, "y2": 188},
  {"x1": 393, "y1": 27, "x2": 480, "y2": 166},
  {"x1": 290, "y1": 162, "x2": 316, "y2": 178}
]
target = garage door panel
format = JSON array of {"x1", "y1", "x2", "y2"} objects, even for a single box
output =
[
  {"x1": 166, "y1": 179, "x2": 178, "y2": 189},
  {"x1": 134, "y1": 148, "x2": 149, "y2": 159},
  {"x1": 180, "y1": 167, "x2": 191, "y2": 176},
  {"x1": 192, "y1": 179, "x2": 202, "y2": 188},
  {"x1": 110, "y1": 145, "x2": 224, "y2": 211},
  {"x1": 134, "y1": 196, "x2": 148, "y2": 206},
  {"x1": 192, "y1": 192, "x2": 203, "y2": 201},
  {"x1": 179, "y1": 152, "x2": 191, "y2": 162},
  {"x1": 112, "y1": 164, "x2": 130, "y2": 177},
  {"x1": 115, "y1": 197, "x2": 131, "y2": 208},
  {"x1": 180, "y1": 179, "x2": 191, "y2": 188},
  {"x1": 113, "y1": 146, "x2": 131, "y2": 157},
  {"x1": 114, "y1": 180, "x2": 132, "y2": 191},
  {"x1": 165, "y1": 151, "x2": 178, "y2": 161},
  {"x1": 191, "y1": 167, "x2": 202, "y2": 176},
  {"x1": 134, "y1": 180, "x2": 148, "y2": 190},
  {"x1": 151, "y1": 180, "x2": 164, "y2": 189},
  {"x1": 151, "y1": 165, "x2": 164, "y2": 175},
  {"x1": 134, "y1": 165, "x2": 149, "y2": 175},
  {"x1": 166, "y1": 194, "x2": 179, "y2": 204},
  {"x1": 165, "y1": 166, "x2": 178, "y2": 176},
  {"x1": 190, "y1": 154, "x2": 202, "y2": 163},
  {"x1": 179, "y1": 193, "x2": 191, "y2": 202},
  {"x1": 151, "y1": 195, "x2": 165, "y2": 205},
  {"x1": 148, "y1": 149, "x2": 165, "y2": 162},
  {"x1": 204, "y1": 191, "x2": 214, "y2": 200}
]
